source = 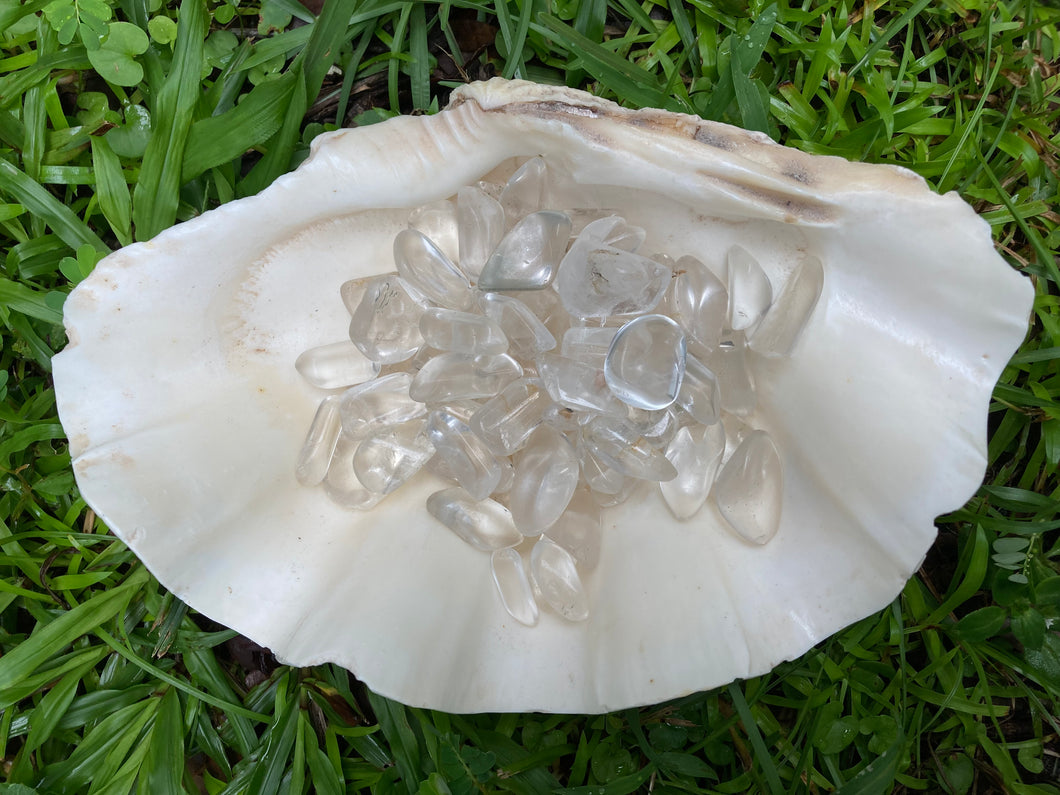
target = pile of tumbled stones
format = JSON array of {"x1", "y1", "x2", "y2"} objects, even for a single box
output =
[{"x1": 294, "y1": 156, "x2": 823, "y2": 627}]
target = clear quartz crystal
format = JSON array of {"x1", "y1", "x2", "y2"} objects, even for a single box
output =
[
  {"x1": 547, "y1": 488, "x2": 602, "y2": 570},
  {"x1": 577, "y1": 216, "x2": 646, "y2": 251},
  {"x1": 469, "y1": 378, "x2": 551, "y2": 455},
  {"x1": 477, "y1": 211, "x2": 572, "y2": 291},
  {"x1": 671, "y1": 255, "x2": 727, "y2": 351},
  {"x1": 410, "y1": 353, "x2": 522, "y2": 403},
  {"x1": 426, "y1": 487, "x2": 522, "y2": 551},
  {"x1": 419, "y1": 308, "x2": 508, "y2": 355},
  {"x1": 536, "y1": 353, "x2": 625, "y2": 415},
  {"x1": 604, "y1": 315, "x2": 687, "y2": 410},
  {"x1": 457, "y1": 186, "x2": 505, "y2": 280},
  {"x1": 581, "y1": 415, "x2": 678, "y2": 482},
  {"x1": 499, "y1": 156, "x2": 548, "y2": 221},
  {"x1": 324, "y1": 434, "x2": 385, "y2": 510},
  {"x1": 509, "y1": 425, "x2": 580, "y2": 535},
  {"x1": 703, "y1": 333, "x2": 756, "y2": 416},
  {"x1": 338, "y1": 373, "x2": 427, "y2": 440},
  {"x1": 339, "y1": 277, "x2": 370, "y2": 315},
  {"x1": 555, "y1": 243, "x2": 671, "y2": 319},
  {"x1": 353, "y1": 420, "x2": 434, "y2": 494},
  {"x1": 393, "y1": 228, "x2": 474, "y2": 310},
  {"x1": 348, "y1": 275, "x2": 425, "y2": 364},
  {"x1": 491, "y1": 549, "x2": 539, "y2": 626},
  {"x1": 677, "y1": 354, "x2": 721, "y2": 425},
  {"x1": 714, "y1": 430, "x2": 783, "y2": 544},
  {"x1": 530, "y1": 537, "x2": 589, "y2": 622},
  {"x1": 561, "y1": 326, "x2": 617, "y2": 367},
  {"x1": 295, "y1": 396, "x2": 342, "y2": 486},
  {"x1": 426, "y1": 410, "x2": 502, "y2": 499},
  {"x1": 479, "y1": 293, "x2": 556, "y2": 359},
  {"x1": 727, "y1": 246, "x2": 773, "y2": 331},
  {"x1": 592, "y1": 476, "x2": 641, "y2": 508},
  {"x1": 408, "y1": 200, "x2": 459, "y2": 264},
  {"x1": 624, "y1": 406, "x2": 677, "y2": 448},
  {"x1": 578, "y1": 439, "x2": 626, "y2": 494},
  {"x1": 749, "y1": 256, "x2": 824, "y2": 356},
  {"x1": 295, "y1": 341, "x2": 380, "y2": 389},
  {"x1": 660, "y1": 422, "x2": 726, "y2": 520}
]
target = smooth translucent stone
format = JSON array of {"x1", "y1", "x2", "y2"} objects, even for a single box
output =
[
  {"x1": 581, "y1": 416, "x2": 678, "y2": 482},
  {"x1": 677, "y1": 354, "x2": 721, "y2": 425},
  {"x1": 671, "y1": 255, "x2": 727, "y2": 351},
  {"x1": 408, "y1": 200, "x2": 459, "y2": 264},
  {"x1": 323, "y1": 435, "x2": 385, "y2": 510},
  {"x1": 660, "y1": 423, "x2": 726, "y2": 520},
  {"x1": 604, "y1": 315, "x2": 687, "y2": 410},
  {"x1": 561, "y1": 326, "x2": 617, "y2": 367},
  {"x1": 624, "y1": 406, "x2": 677, "y2": 448},
  {"x1": 491, "y1": 549, "x2": 539, "y2": 626},
  {"x1": 715, "y1": 430, "x2": 783, "y2": 545},
  {"x1": 494, "y1": 456, "x2": 515, "y2": 494},
  {"x1": 509, "y1": 426, "x2": 580, "y2": 535},
  {"x1": 338, "y1": 373, "x2": 427, "y2": 440},
  {"x1": 547, "y1": 488, "x2": 601, "y2": 569},
  {"x1": 339, "y1": 277, "x2": 370, "y2": 315},
  {"x1": 591, "y1": 476, "x2": 640, "y2": 508},
  {"x1": 499, "y1": 156, "x2": 548, "y2": 221},
  {"x1": 704, "y1": 333, "x2": 756, "y2": 415},
  {"x1": 469, "y1": 378, "x2": 551, "y2": 456},
  {"x1": 348, "y1": 275, "x2": 425, "y2": 364},
  {"x1": 457, "y1": 186, "x2": 505, "y2": 280},
  {"x1": 410, "y1": 353, "x2": 522, "y2": 403},
  {"x1": 426, "y1": 410, "x2": 502, "y2": 499},
  {"x1": 530, "y1": 537, "x2": 589, "y2": 622},
  {"x1": 426, "y1": 487, "x2": 521, "y2": 551},
  {"x1": 295, "y1": 341, "x2": 380, "y2": 389},
  {"x1": 419, "y1": 308, "x2": 508, "y2": 355},
  {"x1": 353, "y1": 420, "x2": 434, "y2": 494},
  {"x1": 543, "y1": 404, "x2": 579, "y2": 433},
  {"x1": 555, "y1": 244, "x2": 670, "y2": 319},
  {"x1": 578, "y1": 440, "x2": 626, "y2": 494},
  {"x1": 394, "y1": 228, "x2": 474, "y2": 310},
  {"x1": 749, "y1": 256, "x2": 824, "y2": 356},
  {"x1": 577, "y1": 216, "x2": 646, "y2": 252},
  {"x1": 727, "y1": 246, "x2": 773, "y2": 331},
  {"x1": 295, "y1": 396, "x2": 341, "y2": 486},
  {"x1": 477, "y1": 211, "x2": 572, "y2": 291},
  {"x1": 536, "y1": 353, "x2": 625, "y2": 415},
  {"x1": 379, "y1": 344, "x2": 433, "y2": 377},
  {"x1": 479, "y1": 293, "x2": 556, "y2": 360}
]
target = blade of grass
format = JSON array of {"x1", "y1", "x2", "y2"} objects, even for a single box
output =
[
  {"x1": 137, "y1": 688, "x2": 184, "y2": 795},
  {"x1": 0, "y1": 159, "x2": 108, "y2": 254}
]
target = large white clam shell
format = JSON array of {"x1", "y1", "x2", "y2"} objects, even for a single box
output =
[{"x1": 53, "y1": 79, "x2": 1032, "y2": 713}]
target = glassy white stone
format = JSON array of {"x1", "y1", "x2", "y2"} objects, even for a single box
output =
[
  {"x1": 339, "y1": 277, "x2": 370, "y2": 315},
  {"x1": 410, "y1": 353, "x2": 522, "y2": 404},
  {"x1": 624, "y1": 406, "x2": 677, "y2": 448},
  {"x1": 714, "y1": 430, "x2": 783, "y2": 545},
  {"x1": 408, "y1": 200, "x2": 459, "y2": 264},
  {"x1": 591, "y1": 476, "x2": 641, "y2": 508},
  {"x1": 561, "y1": 326, "x2": 617, "y2": 367},
  {"x1": 425, "y1": 410, "x2": 502, "y2": 500},
  {"x1": 543, "y1": 403, "x2": 579, "y2": 433},
  {"x1": 530, "y1": 537, "x2": 589, "y2": 622},
  {"x1": 348, "y1": 275, "x2": 425, "y2": 364},
  {"x1": 494, "y1": 455, "x2": 515, "y2": 494},
  {"x1": 749, "y1": 256, "x2": 825, "y2": 356},
  {"x1": 547, "y1": 488, "x2": 602, "y2": 569},
  {"x1": 479, "y1": 293, "x2": 556, "y2": 360},
  {"x1": 491, "y1": 549, "x2": 539, "y2": 626},
  {"x1": 295, "y1": 341, "x2": 380, "y2": 389},
  {"x1": 555, "y1": 244, "x2": 670, "y2": 319},
  {"x1": 671, "y1": 255, "x2": 727, "y2": 351},
  {"x1": 727, "y1": 246, "x2": 773, "y2": 331},
  {"x1": 576, "y1": 216, "x2": 646, "y2": 251},
  {"x1": 426, "y1": 487, "x2": 522, "y2": 551},
  {"x1": 677, "y1": 354, "x2": 721, "y2": 425},
  {"x1": 295, "y1": 396, "x2": 341, "y2": 486},
  {"x1": 338, "y1": 372, "x2": 427, "y2": 440},
  {"x1": 394, "y1": 228, "x2": 473, "y2": 310},
  {"x1": 478, "y1": 211, "x2": 572, "y2": 291},
  {"x1": 457, "y1": 186, "x2": 505, "y2": 280},
  {"x1": 419, "y1": 307, "x2": 508, "y2": 355},
  {"x1": 581, "y1": 415, "x2": 678, "y2": 482},
  {"x1": 469, "y1": 378, "x2": 551, "y2": 456},
  {"x1": 703, "y1": 333, "x2": 756, "y2": 416},
  {"x1": 353, "y1": 420, "x2": 434, "y2": 494},
  {"x1": 604, "y1": 315, "x2": 687, "y2": 410},
  {"x1": 660, "y1": 423, "x2": 726, "y2": 520},
  {"x1": 323, "y1": 434, "x2": 385, "y2": 510},
  {"x1": 536, "y1": 353, "x2": 625, "y2": 415},
  {"x1": 509, "y1": 425, "x2": 580, "y2": 536},
  {"x1": 499, "y1": 156, "x2": 548, "y2": 221},
  {"x1": 578, "y1": 440, "x2": 626, "y2": 495}
]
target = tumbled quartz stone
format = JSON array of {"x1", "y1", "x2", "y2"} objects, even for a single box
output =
[
  {"x1": 561, "y1": 326, "x2": 617, "y2": 368},
  {"x1": 353, "y1": 420, "x2": 434, "y2": 495},
  {"x1": 555, "y1": 242, "x2": 670, "y2": 319},
  {"x1": 339, "y1": 277, "x2": 370, "y2": 315},
  {"x1": 477, "y1": 211, "x2": 572, "y2": 291},
  {"x1": 578, "y1": 439, "x2": 626, "y2": 495},
  {"x1": 393, "y1": 228, "x2": 474, "y2": 310},
  {"x1": 677, "y1": 354, "x2": 721, "y2": 425},
  {"x1": 419, "y1": 307, "x2": 508, "y2": 355},
  {"x1": 604, "y1": 315, "x2": 687, "y2": 410},
  {"x1": 727, "y1": 246, "x2": 773, "y2": 332},
  {"x1": 703, "y1": 333, "x2": 756, "y2": 416},
  {"x1": 537, "y1": 353, "x2": 625, "y2": 415},
  {"x1": 426, "y1": 487, "x2": 521, "y2": 551},
  {"x1": 714, "y1": 430, "x2": 783, "y2": 545},
  {"x1": 660, "y1": 422, "x2": 726, "y2": 520},
  {"x1": 295, "y1": 396, "x2": 342, "y2": 486},
  {"x1": 457, "y1": 186, "x2": 505, "y2": 280},
  {"x1": 491, "y1": 549, "x2": 539, "y2": 626},
  {"x1": 509, "y1": 425, "x2": 580, "y2": 536},
  {"x1": 479, "y1": 293, "x2": 556, "y2": 360},
  {"x1": 530, "y1": 537, "x2": 589, "y2": 622},
  {"x1": 749, "y1": 256, "x2": 825, "y2": 357},
  {"x1": 338, "y1": 372, "x2": 426, "y2": 440},
  {"x1": 469, "y1": 378, "x2": 551, "y2": 456},
  {"x1": 577, "y1": 216, "x2": 646, "y2": 252},
  {"x1": 499, "y1": 156, "x2": 548, "y2": 221},
  {"x1": 546, "y1": 487, "x2": 602, "y2": 570},
  {"x1": 581, "y1": 415, "x2": 678, "y2": 482},
  {"x1": 624, "y1": 406, "x2": 677, "y2": 449},
  {"x1": 591, "y1": 475, "x2": 641, "y2": 509},
  {"x1": 671, "y1": 255, "x2": 727, "y2": 352},
  {"x1": 295, "y1": 341, "x2": 380, "y2": 390},
  {"x1": 410, "y1": 353, "x2": 522, "y2": 404},
  {"x1": 408, "y1": 200, "x2": 459, "y2": 264},
  {"x1": 426, "y1": 410, "x2": 502, "y2": 500},
  {"x1": 324, "y1": 434, "x2": 385, "y2": 511},
  {"x1": 348, "y1": 275, "x2": 425, "y2": 364}
]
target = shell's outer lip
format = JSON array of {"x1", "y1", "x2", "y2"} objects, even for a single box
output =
[{"x1": 52, "y1": 78, "x2": 1034, "y2": 713}]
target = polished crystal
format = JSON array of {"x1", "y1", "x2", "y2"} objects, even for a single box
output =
[
  {"x1": 509, "y1": 425, "x2": 580, "y2": 535},
  {"x1": 561, "y1": 326, "x2": 617, "y2": 367},
  {"x1": 530, "y1": 537, "x2": 589, "y2": 622},
  {"x1": 426, "y1": 487, "x2": 522, "y2": 551},
  {"x1": 624, "y1": 406, "x2": 677, "y2": 448},
  {"x1": 408, "y1": 200, "x2": 459, "y2": 264},
  {"x1": 604, "y1": 315, "x2": 686, "y2": 410},
  {"x1": 348, "y1": 275, "x2": 424, "y2": 364},
  {"x1": 479, "y1": 293, "x2": 556, "y2": 360},
  {"x1": 295, "y1": 396, "x2": 342, "y2": 486},
  {"x1": 419, "y1": 307, "x2": 508, "y2": 355},
  {"x1": 499, "y1": 156, "x2": 548, "y2": 220},
  {"x1": 353, "y1": 420, "x2": 434, "y2": 494},
  {"x1": 394, "y1": 228, "x2": 474, "y2": 310},
  {"x1": 425, "y1": 410, "x2": 502, "y2": 499},
  {"x1": 477, "y1": 211, "x2": 572, "y2": 291},
  {"x1": 703, "y1": 333, "x2": 756, "y2": 416},
  {"x1": 469, "y1": 378, "x2": 551, "y2": 455},
  {"x1": 457, "y1": 186, "x2": 505, "y2": 280},
  {"x1": 338, "y1": 373, "x2": 426, "y2": 440},
  {"x1": 660, "y1": 423, "x2": 726, "y2": 520},
  {"x1": 671, "y1": 255, "x2": 727, "y2": 351},
  {"x1": 750, "y1": 256, "x2": 824, "y2": 356},
  {"x1": 727, "y1": 246, "x2": 773, "y2": 331},
  {"x1": 677, "y1": 354, "x2": 721, "y2": 425},
  {"x1": 578, "y1": 439, "x2": 626, "y2": 495},
  {"x1": 491, "y1": 549, "x2": 539, "y2": 626},
  {"x1": 555, "y1": 243, "x2": 670, "y2": 319},
  {"x1": 714, "y1": 430, "x2": 783, "y2": 544},
  {"x1": 536, "y1": 353, "x2": 624, "y2": 415},
  {"x1": 410, "y1": 353, "x2": 522, "y2": 403},
  {"x1": 295, "y1": 341, "x2": 380, "y2": 389},
  {"x1": 546, "y1": 488, "x2": 602, "y2": 569},
  {"x1": 581, "y1": 415, "x2": 678, "y2": 482},
  {"x1": 323, "y1": 434, "x2": 385, "y2": 510}
]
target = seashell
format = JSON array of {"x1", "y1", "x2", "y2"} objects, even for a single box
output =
[{"x1": 53, "y1": 79, "x2": 1032, "y2": 714}]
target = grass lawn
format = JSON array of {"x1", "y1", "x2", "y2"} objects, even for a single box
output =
[{"x1": 1, "y1": 0, "x2": 1059, "y2": 791}]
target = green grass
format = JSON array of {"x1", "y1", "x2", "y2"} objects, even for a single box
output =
[{"x1": 1, "y1": 0, "x2": 1059, "y2": 792}]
